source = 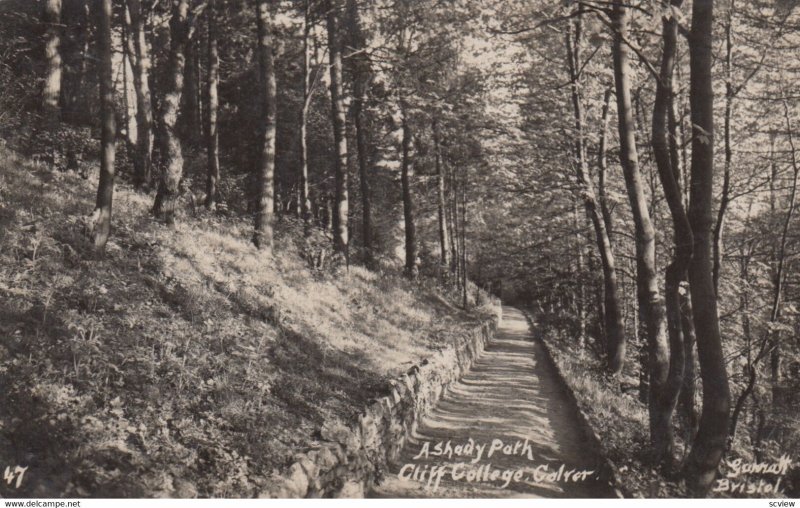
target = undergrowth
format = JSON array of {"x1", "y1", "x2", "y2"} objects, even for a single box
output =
[
  {"x1": 534, "y1": 322, "x2": 687, "y2": 498},
  {"x1": 536, "y1": 318, "x2": 800, "y2": 498},
  {"x1": 0, "y1": 147, "x2": 495, "y2": 498}
]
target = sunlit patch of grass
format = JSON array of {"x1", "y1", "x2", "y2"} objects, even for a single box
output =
[{"x1": 0, "y1": 146, "x2": 495, "y2": 498}]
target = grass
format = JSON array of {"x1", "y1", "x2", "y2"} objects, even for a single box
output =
[{"x1": 0, "y1": 146, "x2": 495, "y2": 498}]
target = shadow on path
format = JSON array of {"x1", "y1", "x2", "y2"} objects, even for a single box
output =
[{"x1": 369, "y1": 307, "x2": 614, "y2": 498}]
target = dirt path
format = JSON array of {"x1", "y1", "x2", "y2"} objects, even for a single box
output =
[{"x1": 369, "y1": 307, "x2": 615, "y2": 498}]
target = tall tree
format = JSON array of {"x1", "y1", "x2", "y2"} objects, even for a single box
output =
[
  {"x1": 459, "y1": 162, "x2": 468, "y2": 306},
  {"x1": 152, "y1": 0, "x2": 192, "y2": 223},
  {"x1": 126, "y1": 0, "x2": 154, "y2": 190},
  {"x1": 326, "y1": 0, "x2": 349, "y2": 258},
  {"x1": 298, "y1": 0, "x2": 315, "y2": 232},
  {"x1": 684, "y1": 0, "x2": 731, "y2": 496},
  {"x1": 651, "y1": 0, "x2": 689, "y2": 469},
  {"x1": 400, "y1": 101, "x2": 418, "y2": 278},
  {"x1": 42, "y1": 0, "x2": 63, "y2": 123},
  {"x1": 62, "y1": 0, "x2": 90, "y2": 123},
  {"x1": 345, "y1": 0, "x2": 373, "y2": 266},
  {"x1": 447, "y1": 159, "x2": 460, "y2": 279},
  {"x1": 712, "y1": 3, "x2": 735, "y2": 294},
  {"x1": 183, "y1": 37, "x2": 202, "y2": 144},
  {"x1": 205, "y1": 0, "x2": 220, "y2": 208},
  {"x1": 90, "y1": 0, "x2": 116, "y2": 250},
  {"x1": 565, "y1": 12, "x2": 626, "y2": 374},
  {"x1": 433, "y1": 119, "x2": 450, "y2": 272},
  {"x1": 253, "y1": 0, "x2": 277, "y2": 252},
  {"x1": 597, "y1": 87, "x2": 614, "y2": 239},
  {"x1": 610, "y1": 0, "x2": 671, "y2": 462}
]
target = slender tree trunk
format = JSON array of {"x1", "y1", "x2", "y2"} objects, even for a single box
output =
[
  {"x1": 346, "y1": 0, "x2": 373, "y2": 265},
  {"x1": 713, "y1": 3, "x2": 735, "y2": 295},
  {"x1": 152, "y1": 0, "x2": 191, "y2": 223},
  {"x1": 299, "y1": 0, "x2": 313, "y2": 232},
  {"x1": 598, "y1": 86, "x2": 614, "y2": 237},
  {"x1": 685, "y1": 0, "x2": 731, "y2": 495},
  {"x1": 183, "y1": 37, "x2": 201, "y2": 145},
  {"x1": 91, "y1": 0, "x2": 116, "y2": 251},
  {"x1": 447, "y1": 161, "x2": 459, "y2": 281},
  {"x1": 460, "y1": 165, "x2": 468, "y2": 307},
  {"x1": 253, "y1": 0, "x2": 277, "y2": 252},
  {"x1": 42, "y1": 0, "x2": 63, "y2": 124},
  {"x1": 64, "y1": 0, "x2": 89, "y2": 123},
  {"x1": 673, "y1": 49, "x2": 699, "y2": 439},
  {"x1": 611, "y1": 0, "x2": 670, "y2": 463},
  {"x1": 400, "y1": 101, "x2": 418, "y2": 278},
  {"x1": 354, "y1": 94, "x2": 372, "y2": 263},
  {"x1": 325, "y1": 195, "x2": 333, "y2": 232},
  {"x1": 573, "y1": 203, "x2": 586, "y2": 346},
  {"x1": 729, "y1": 243, "x2": 757, "y2": 444},
  {"x1": 567, "y1": 17, "x2": 625, "y2": 373},
  {"x1": 127, "y1": 0, "x2": 153, "y2": 190},
  {"x1": 121, "y1": 17, "x2": 135, "y2": 150},
  {"x1": 434, "y1": 119, "x2": 450, "y2": 273},
  {"x1": 651, "y1": 0, "x2": 689, "y2": 469},
  {"x1": 326, "y1": 0, "x2": 349, "y2": 259},
  {"x1": 205, "y1": 0, "x2": 220, "y2": 208},
  {"x1": 680, "y1": 288, "x2": 699, "y2": 439}
]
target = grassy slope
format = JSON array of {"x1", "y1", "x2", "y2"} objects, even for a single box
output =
[{"x1": 0, "y1": 147, "x2": 493, "y2": 498}]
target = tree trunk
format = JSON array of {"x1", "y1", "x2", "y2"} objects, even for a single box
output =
[
  {"x1": 127, "y1": 0, "x2": 154, "y2": 190},
  {"x1": 434, "y1": 119, "x2": 450, "y2": 273},
  {"x1": 345, "y1": 0, "x2": 373, "y2": 265},
  {"x1": 447, "y1": 161, "x2": 460, "y2": 281},
  {"x1": 326, "y1": 0, "x2": 349, "y2": 259},
  {"x1": 674, "y1": 50, "x2": 699, "y2": 440},
  {"x1": 400, "y1": 101, "x2": 418, "y2": 278},
  {"x1": 460, "y1": 165, "x2": 468, "y2": 307},
  {"x1": 325, "y1": 195, "x2": 333, "y2": 232},
  {"x1": 566, "y1": 16, "x2": 625, "y2": 373},
  {"x1": 598, "y1": 86, "x2": 614, "y2": 237},
  {"x1": 685, "y1": 0, "x2": 731, "y2": 496},
  {"x1": 91, "y1": 0, "x2": 116, "y2": 251},
  {"x1": 253, "y1": 0, "x2": 277, "y2": 252},
  {"x1": 573, "y1": 203, "x2": 586, "y2": 346},
  {"x1": 42, "y1": 0, "x2": 63, "y2": 124},
  {"x1": 611, "y1": 0, "x2": 670, "y2": 463},
  {"x1": 713, "y1": 3, "x2": 735, "y2": 295},
  {"x1": 299, "y1": 0, "x2": 314, "y2": 232},
  {"x1": 152, "y1": 0, "x2": 191, "y2": 223},
  {"x1": 651, "y1": 0, "x2": 689, "y2": 469},
  {"x1": 680, "y1": 289, "x2": 699, "y2": 439},
  {"x1": 354, "y1": 93, "x2": 372, "y2": 264},
  {"x1": 121, "y1": 17, "x2": 135, "y2": 150},
  {"x1": 63, "y1": 0, "x2": 89, "y2": 123},
  {"x1": 205, "y1": 0, "x2": 220, "y2": 208},
  {"x1": 183, "y1": 37, "x2": 201, "y2": 145}
]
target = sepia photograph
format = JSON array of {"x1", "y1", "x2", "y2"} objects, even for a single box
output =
[{"x1": 0, "y1": 0, "x2": 798, "y2": 503}]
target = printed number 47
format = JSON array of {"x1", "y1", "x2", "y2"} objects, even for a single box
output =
[{"x1": 3, "y1": 466, "x2": 27, "y2": 489}]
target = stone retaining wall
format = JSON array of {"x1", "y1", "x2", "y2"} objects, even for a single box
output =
[{"x1": 259, "y1": 310, "x2": 501, "y2": 498}]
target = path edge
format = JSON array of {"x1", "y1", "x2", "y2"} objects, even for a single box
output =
[
  {"x1": 258, "y1": 305, "x2": 503, "y2": 498},
  {"x1": 518, "y1": 309, "x2": 628, "y2": 499}
]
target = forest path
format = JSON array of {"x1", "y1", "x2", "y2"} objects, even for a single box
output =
[{"x1": 368, "y1": 306, "x2": 614, "y2": 498}]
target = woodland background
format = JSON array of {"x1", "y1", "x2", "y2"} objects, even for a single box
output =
[{"x1": 0, "y1": 0, "x2": 799, "y2": 499}]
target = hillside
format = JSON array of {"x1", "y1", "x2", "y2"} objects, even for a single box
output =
[{"x1": 0, "y1": 147, "x2": 495, "y2": 498}]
